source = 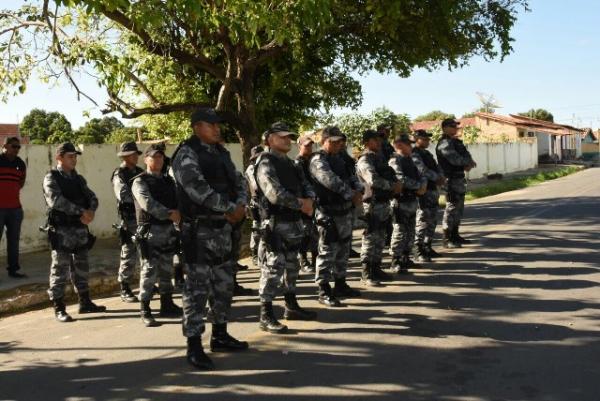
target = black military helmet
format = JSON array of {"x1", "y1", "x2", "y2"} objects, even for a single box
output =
[
  {"x1": 117, "y1": 141, "x2": 142, "y2": 156},
  {"x1": 144, "y1": 143, "x2": 165, "y2": 157},
  {"x1": 190, "y1": 107, "x2": 224, "y2": 126},
  {"x1": 321, "y1": 126, "x2": 344, "y2": 141},
  {"x1": 393, "y1": 133, "x2": 415, "y2": 145},
  {"x1": 441, "y1": 118, "x2": 460, "y2": 128},
  {"x1": 264, "y1": 122, "x2": 297, "y2": 140},
  {"x1": 413, "y1": 129, "x2": 433, "y2": 139}
]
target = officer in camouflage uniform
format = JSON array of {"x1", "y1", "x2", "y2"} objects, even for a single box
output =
[
  {"x1": 255, "y1": 122, "x2": 318, "y2": 334},
  {"x1": 356, "y1": 130, "x2": 402, "y2": 286},
  {"x1": 131, "y1": 144, "x2": 182, "y2": 327},
  {"x1": 245, "y1": 145, "x2": 264, "y2": 267},
  {"x1": 389, "y1": 135, "x2": 427, "y2": 273},
  {"x1": 338, "y1": 134, "x2": 362, "y2": 259},
  {"x1": 43, "y1": 142, "x2": 106, "y2": 322},
  {"x1": 377, "y1": 124, "x2": 395, "y2": 248},
  {"x1": 309, "y1": 126, "x2": 363, "y2": 307},
  {"x1": 172, "y1": 107, "x2": 248, "y2": 370},
  {"x1": 436, "y1": 119, "x2": 477, "y2": 249},
  {"x1": 412, "y1": 130, "x2": 446, "y2": 262},
  {"x1": 111, "y1": 142, "x2": 143, "y2": 303},
  {"x1": 294, "y1": 134, "x2": 318, "y2": 273}
]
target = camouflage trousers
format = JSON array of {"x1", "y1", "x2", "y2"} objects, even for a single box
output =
[
  {"x1": 390, "y1": 200, "x2": 417, "y2": 258},
  {"x1": 47, "y1": 225, "x2": 92, "y2": 301},
  {"x1": 230, "y1": 219, "x2": 244, "y2": 265},
  {"x1": 416, "y1": 189, "x2": 439, "y2": 246},
  {"x1": 442, "y1": 191, "x2": 465, "y2": 232},
  {"x1": 181, "y1": 221, "x2": 234, "y2": 337},
  {"x1": 360, "y1": 201, "x2": 392, "y2": 266},
  {"x1": 250, "y1": 220, "x2": 261, "y2": 258},
  {"x1": 138, "y1": 224, "x2": 177, "y2": 302},
  {"x1": 299, "y1": 217, "x2": 318, "y2": 257},
  {"x1": 259, "y1": 219, "x2": 304, "y2": 302},
  {"x1": 118, "y1": 218, "x2": 137, "y2": 284},
  {"x1": 315, "y1": 209, "x2": 353, "y2": 284}
]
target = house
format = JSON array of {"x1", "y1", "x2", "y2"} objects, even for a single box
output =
[
  {"x1": 410, "y1": 113, "x2": 585, "y2": 162},
  {"x1": 0, "y1": 124, "x2": 28, "y2": 144},
  {"x1": 581, "y1": 128, "x2": 599, "y2": 161}
]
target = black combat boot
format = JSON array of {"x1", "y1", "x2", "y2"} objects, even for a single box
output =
[
  {"x1": 141, "y1": 300, "x2": 160, "y2": 327},
  {"x1": 373, "y1": 264, "x2": 393, "y2": 282},
  {"x1": 361, "y1": 263, "x2": 381, "y2": 287},
  {"x1": 299, "y1": 252, "x2": 314, "y2": 273},
  {"x1": 259, "y1": 302, "x2": 288, "y2": 333},
  {"x1": 390, "y1": 258, "x2": 402, "y2": 274},
  {"x1": 210, "y1": 323, "x2": 249, "y2": 352},
  {"x1": 443, "y1": 229, "x2": 461, "y2": 249},
  {"x1": 426, "y1": 243, "x2": 442, "y2": 258},
  {"x1": 159, "y1": 293, "x2": 183, "y2": 317},
  {"x1": 398, "y1": 253, "x2": 412, "y2": 275},
  {"x1": 78, "y1": 292, "x2": 107, "y2": 313},
  {"x1": 318, "y1": 282, "x2": 342, "y2": 307},
  {"x1": 415, "y1": 244, "x2": 431, "y2": 263},
  {"x1": 284, "y1": 292, "x2": 317, "y2": 320},
  {"x1": 53, "y1": 299, "x2": 73, "y2": 323},
  {"x1": 349, "y1": 248, "x2": 361, "y2": 258},
  {"x1": 453, "y1": 228, "x2": 472, "y2": 244},
  {"x1": 187, "y1": 336, "x2": 214, "y2": 370},
  {"x1": 333, "y1": 278, "x2": 362, "y2": 298},
  {"x1": 120, "y1": 282, "x2": 138, "y2": 303}
]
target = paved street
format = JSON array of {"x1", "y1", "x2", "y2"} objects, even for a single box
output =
[{"x1": 1, "y1": 168, "x2": 599, "y2": 401}]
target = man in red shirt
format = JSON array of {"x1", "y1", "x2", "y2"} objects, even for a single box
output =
[{"x1": 0, "y1": 137, "x2": 27, "y2": 278}]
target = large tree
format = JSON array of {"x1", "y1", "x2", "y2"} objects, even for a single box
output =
[
  {"x1": 1, "y1": 0, "x2": 528, "y2": 163},
  {"x1": 75, "y1": 116, "x2": 124, "y2": 143},
  {"x1": 518, "y1": 108, "x2": 554, "y2": 122},
  {"x1": 414, "y1": 110, "x2": 456, "y2": 122},
  {"x1": 20, "y1": 108, "x2": 73, "y2": 144}
]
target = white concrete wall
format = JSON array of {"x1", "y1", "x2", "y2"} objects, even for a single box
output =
[{"x1": 0, "y1": 141, "x2": 537, "y2": 256}]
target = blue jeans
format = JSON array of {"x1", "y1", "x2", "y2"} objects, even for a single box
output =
[{"x1": 0, "y1": 208, "x2": 24, "y2": 272}]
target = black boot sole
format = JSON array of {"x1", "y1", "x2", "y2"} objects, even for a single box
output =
[
  {"x1": 259, "y1": 322, "x2": 288, "y2": 334},
  {"x1": 187, "y1": 355, "x2": 215, "y2": 370},
  {"x1": 79, "y1": 307, "x2": 107, "y2": 314}
]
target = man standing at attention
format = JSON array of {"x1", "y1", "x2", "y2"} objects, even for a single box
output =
[{"x1": 0, "y1": 137, "x2": 27, "y2": 278}]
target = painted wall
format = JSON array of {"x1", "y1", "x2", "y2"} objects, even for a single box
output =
[{"x1": 0, "y1": 141, "x2": 536, "y2": 256}]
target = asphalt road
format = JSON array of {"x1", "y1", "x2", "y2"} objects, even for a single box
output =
[{"x1": 1, "y1": 168, "x2": 599, "y2": 401}]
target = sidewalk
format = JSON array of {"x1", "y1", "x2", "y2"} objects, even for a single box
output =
[{"x1": 466, "y1": 163, "x2": 570, "y2": 191}]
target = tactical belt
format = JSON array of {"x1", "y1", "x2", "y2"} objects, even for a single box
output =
[
  {"x1": 320, "y1": 202, "x2": 352, "y2": 216},
  {"x1": 186, "y1": 215, "x2": 228, "y2": 229},
  {"x1": 273, "y1": 209, "x2": 303, "y2": 222}
]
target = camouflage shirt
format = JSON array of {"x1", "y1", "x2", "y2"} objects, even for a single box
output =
[
  {"x1": 389, "y1": 153, "x2": 426, "y2": 191},
  {"x1": 131, "y1": 172, "x2": 173, "y2": 221},
  {"x1": 43, "y1": 166, "x2": 98, "y2": 216}
]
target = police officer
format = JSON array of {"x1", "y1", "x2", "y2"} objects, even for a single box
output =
[
  {"x1": 436, "y1": 119, "x2": 477, "y2": 248},
  {"x1": 229, "y1": 168, "x2": 254, "y2": 296},
  {"x1": 172, "y1": 107, "x2": 248, "y2": 370},
  {"x1": 111, "y1": 142, "x2": 143, "y2": 302},
  {"x1": 255, "y1": 122, "x2": 317, "y2": 333},
  {"x1": 309, "y1": 126, "x2": 363, "y2": 307},
  {"x1": 412, "y1": 130, "x2": 446, "y2": 262},
  {"x1": 245, "y1": 145, "x2": 265, "y2": 267},
  {"x1": 339, "y1": 134, "x2": 362, "y2": 259},
  {"x1": 43, "y1": 142, "x2": 106, "y2": 322},
  {"x1": 389, "y1": 135, "x2": 427, "y2": 273},
  {"x1": 356, "y1": 130, "x2": 402, "y2": 286},
  {"x1": 294, "y1": 134, "x2": 318, "y2": 272},
  {"x1": 377, "y1": 124, "x2": 395, "y2": 161},
  {"x1": 131, "y1": 144, "x2": 182, "y2": 327}
]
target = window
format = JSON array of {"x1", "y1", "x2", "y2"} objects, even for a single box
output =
[
  {"x1": 518, "y1": 130, "x2": 525, "y2": 138},
  {"x1": 528, "y1": 132, "x2": 535, "y2": 137}
]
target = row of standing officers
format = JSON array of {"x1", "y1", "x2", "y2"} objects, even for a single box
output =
[{"x1": 42, "y1": 109, "x2": 475, "y2": 370}]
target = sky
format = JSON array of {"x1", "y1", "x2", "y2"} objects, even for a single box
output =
[{"x1": 1, "y1": 0, "x2": 599, "y2": 129}]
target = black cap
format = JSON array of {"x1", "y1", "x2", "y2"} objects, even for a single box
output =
[
  {"x1": 413, "y1": 129, "x2": 433, "y2": 139},
  {"x1": 250, "y1": 145, "x2": 264, "y2": 160},
  {"x1": 144, "y1": 144, "x2": 165, "y2": 157},
  {"x1": 190, "y1": 107, "x2": 224, "y2": 126},
  {"x1": 441, "y1": 118, "x2": 460, "y2": 128},
  {"x1": 393, "y1": 134, "x2": 415, "y2": 145},
  {"x1": 117, "y1": 141, "x2": 142, "y2": 156},
  {"x1": 56, "y1": 142, "x2": 81, "y2": 155},
  {"x1": 321, "y1": 126, "x2": 344, "y2": 141},
  {"x1": 362, "y1": 129, "x2": 380, "y2": 143},
  {"x1": 264, "y1": 122, "x2": 297, "y2": 140}
]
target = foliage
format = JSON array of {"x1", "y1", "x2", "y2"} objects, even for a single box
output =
[
  {"x1": 1, "y1": 0, "x2": 529, "y2": 162},
  {"x1": 20, "y1": 109, "x2": 73, "y2": 144},
  {"x1": 104, "y1": 126, "x2": 139, "y2": 144},
  {"x1": 321, "y1": 107, "x2": 410, "y2": 149},
  {"x1": 414, "y1": 110, "x2": 455, "y2": 122},
  {"x1": 74, "y1": 116, "x2": 124, "y2": 144},
  {"x1": 518, "y1": 108, "x2": 554, "y2": 122},
  {"x1": 461, "y1": 111, "x2": 477, "y2": 118},
  {"x1": 462, "y1": 126, "x2": 481, "y2": 145}
]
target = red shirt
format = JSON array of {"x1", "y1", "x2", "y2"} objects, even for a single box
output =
[{"x1": 0, "y1": 153, "x2": 26, "y2": 208}]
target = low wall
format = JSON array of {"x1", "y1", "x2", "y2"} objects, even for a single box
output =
[{"x1": 0, "y1": 141, "x2": 536, "y2": 256}]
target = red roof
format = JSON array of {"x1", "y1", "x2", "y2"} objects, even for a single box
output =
[{"x1": 0, "y1": 124, "x2": 28, "y2": 144}]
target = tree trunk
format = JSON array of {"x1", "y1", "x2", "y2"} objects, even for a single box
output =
[{"x1": 235, "y1": 66, "x2": 260, "y2": 168}]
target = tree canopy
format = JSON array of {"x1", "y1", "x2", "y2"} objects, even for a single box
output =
[
  {"x1": 20, "y1": 108, "x2": 73, "y2": 144},
  {"x1": 414, "y1": 110, "x2": 456, "y2": 122},
  {"x1": 518, "y1": 108, "x2": 554, "y2": 122},
  {"x1": 1, "y1": 0, "x2": 529, "y2": 162}
]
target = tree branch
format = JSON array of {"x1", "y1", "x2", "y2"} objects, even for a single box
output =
[{"x1": 123, "y1": 70, "x2": 160, "y2": 107}]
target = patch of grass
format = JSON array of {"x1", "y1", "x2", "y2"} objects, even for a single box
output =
[{"x1": 465, "y1": 166, "x2": 583, "y2": 201}]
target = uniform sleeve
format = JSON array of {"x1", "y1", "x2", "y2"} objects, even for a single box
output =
[
  {"x1": 112, "y1": 171, "x2": 134, "y2": 204},
  {"x1": 438, "y1": 140, "x2": 473, "y2": 167},
  {"x1": 256, "y1": 157, "x2": 302, "y2": 210},
  {"x1": 234, "y1": 170, "x2": 248, "y2": 207},
  {"x1": 80, "y1": 176, "x2": 99, "y2": 211},
  {"x1": 412, "y1": 153, "x2": 442, "y2": 182},
  {"x1": 297, "y1": 163, "x2": 316, "y2": 199},
  {"x1": 309, "y1": 154, "x2": 353, "y2": 201},
  {"x1": 356, "y1": 155, "x2": 392, "y2": 191},
  {"x1": 389, "y1": 157, "x2": 423, "y2": 191},
  {"x1": 171, "y1": 145, "x2": 236, "y2": 214},
  {"x1": 43, "y1": 173, "x2": 85, "y2": 216},
  {"x1": 131, "y1": 178, "x2": 171, "y2": 220}
]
